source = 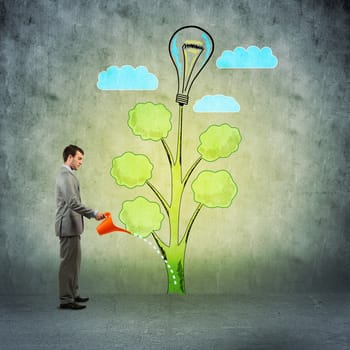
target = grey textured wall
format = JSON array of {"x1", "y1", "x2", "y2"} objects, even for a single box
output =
[{"x1": 1, "y1": 0, "x2": 349, "y2": 295}]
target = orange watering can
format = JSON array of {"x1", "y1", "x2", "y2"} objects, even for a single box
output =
[{"x1": 96, "y1": 212, "x2": 131, "y2": 235}]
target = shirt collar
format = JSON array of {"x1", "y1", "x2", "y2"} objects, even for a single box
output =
[{"x1": 63, "y1": 164, "x2": 73, "y2": 173}]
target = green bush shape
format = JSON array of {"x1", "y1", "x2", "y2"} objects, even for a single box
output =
[
  {"x1": 128, "y1": 102, "x2": 172, "y2": 141},
  {"x1": 110, "y1": 152, "x2": 153, "y2": 188},
  {"x1": 119, "y1": 196, "x2": 165, "y2": 237},
  {"x1": 192, "y1": 170, "x2": 237, "y2": 208},
  {"x1": 198, "y1": 123, "x2": 242, "y2": 161}
]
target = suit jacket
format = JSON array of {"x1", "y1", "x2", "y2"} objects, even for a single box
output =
[{"x1": 55, "y1": 166, "x2": 95, "y2": 237}]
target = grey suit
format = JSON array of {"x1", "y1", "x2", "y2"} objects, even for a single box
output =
[
  {"x1": 56, "y1": 166, "x2": 95, "y2": 236},
  {"x1": 55, "y1": 165, "x2": 95, "y2": 304}
]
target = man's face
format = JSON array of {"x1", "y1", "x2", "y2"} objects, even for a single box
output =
[{"x1": 68, "y1": 151, "x2": 84, "y2": 170}]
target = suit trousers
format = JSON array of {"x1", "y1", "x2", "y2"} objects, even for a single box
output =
[{"x1": 59, "y1": 236, "x2": 81, "y2": 304}]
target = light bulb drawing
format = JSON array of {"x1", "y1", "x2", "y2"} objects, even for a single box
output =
[{"x1": 169, "y1": 25, "x2": 214, "y2": 105}]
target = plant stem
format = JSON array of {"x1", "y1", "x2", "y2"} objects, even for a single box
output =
[
  {"x1": 175, "y1": 105, "x2": 184, "y2": 166},
  {"x1": 161, "y1": 138, "x2": 174, "y2": 166},
  {"x1": 180, "y1": 203, "x2": 203, "y2": 246},
  {"x1": 183, "y1": 156, "x2": 202, "y2": 187},
  {"x1": 146, "y1": 181, "x2": 170, "y2": 216},
  {"x1": 155, "y1": 104, "x2": 199, "y2": 294},
  {"x1": 151, "y1": 231, "x2": 168, "y2": 251},
  {"x1": 163, "y1": 244, "x2": 186, "y2": 294}
]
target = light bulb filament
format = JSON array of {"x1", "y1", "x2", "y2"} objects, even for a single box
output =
[
  {"x1": 182, "y1": 40, "x2": 204, "y2": 92},
  {"x1": 183, "y1": 42, "x2": 204, "y2": 50}
]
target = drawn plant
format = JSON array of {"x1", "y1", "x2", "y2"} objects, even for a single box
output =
[{"x1": 110, "y1": 26, "x2": 242, "y2": 294}]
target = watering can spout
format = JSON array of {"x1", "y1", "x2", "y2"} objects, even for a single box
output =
[{"x1": 96, "y1": 212, "x2": 131, "y2": 235}]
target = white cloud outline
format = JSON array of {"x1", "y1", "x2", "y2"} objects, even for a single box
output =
[
  {"x1": 193, "y1": 95, "x2": 240, "y2": 113},
  {"x1": 216, "y1": 46, "x2": 278, "y2": 69},
  {"x1": 97, "y1": 65, "x2": 158, "y2": 90}
]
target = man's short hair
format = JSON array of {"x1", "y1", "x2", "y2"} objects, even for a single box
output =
[{"x1": 63, "y1": 144, "x2": 84, "y2": 161}]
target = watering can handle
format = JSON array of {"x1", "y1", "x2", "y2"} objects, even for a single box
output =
[{"x1": 96, "y1": 212, "x2": 132, "y2": 235}]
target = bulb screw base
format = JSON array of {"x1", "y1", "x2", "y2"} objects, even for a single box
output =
[{"x1": 176, "y1": 93, "x2": 189, "y2": 105}]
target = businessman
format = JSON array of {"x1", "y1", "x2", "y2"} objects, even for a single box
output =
[{"x1": 55, "y1": 145, "x2": 105, "y2": 310}]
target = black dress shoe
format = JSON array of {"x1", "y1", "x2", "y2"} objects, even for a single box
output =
[
  {"x1": 75, "y1": 296, "x2": 89, "y2": 303},
  {"x1": 59, "y1": 302, "x2": 86, "y2": 310}
]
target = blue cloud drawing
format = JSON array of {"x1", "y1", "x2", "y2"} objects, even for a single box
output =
[
  {"x1": 216, "y1": 46, "x2": 278, "y2": 69},
  {"x1": 193, "y1": 95, "x2": 240, "y2": 113},
  {"x1": 97, "y1": 65, "x2": 158, "y2": 90}
]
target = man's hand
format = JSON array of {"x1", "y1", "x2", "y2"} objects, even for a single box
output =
[{"x1": 95, "y1": 212, "x2": 105, "y2": 221}]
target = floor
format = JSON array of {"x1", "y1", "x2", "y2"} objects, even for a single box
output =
[{"x1": 1, "y1": 294, "x2": 349, "y2": 350}]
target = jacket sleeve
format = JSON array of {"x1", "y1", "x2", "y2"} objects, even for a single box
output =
[{"x1": 58, "y1": 172, "x2": 96, "y2": 219}]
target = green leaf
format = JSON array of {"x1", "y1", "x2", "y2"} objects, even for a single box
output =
[
  {"x1": 110, "y1": 152, "x2": 153, "y2": 188},
  {"x1": 128, "y1": 102, "x2": 172, "y2": 141},
  {"x1": 198, "y1": 124, "x2": 242, "y2": 161},
  {"x1": 119, "y1": 197, "x2": 164, "y2": 237},
  {"x1": 191, "y1": 170, "x2": 237, "y2": 208}
]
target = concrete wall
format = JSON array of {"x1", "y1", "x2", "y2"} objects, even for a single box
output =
[{"x1": 1, "y1": 0, "x2": 349, "y2": 295}]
